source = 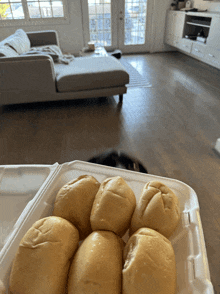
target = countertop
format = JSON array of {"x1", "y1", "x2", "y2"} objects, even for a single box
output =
[{"x1": 169, "y1": 9, "x2": 220, "y2": 17}]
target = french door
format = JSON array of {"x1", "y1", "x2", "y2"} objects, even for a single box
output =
[{"x1": 81, "y1": 0, "x2": 153, "y2": 53}]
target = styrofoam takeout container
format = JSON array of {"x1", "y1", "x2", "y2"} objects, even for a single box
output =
[{"x1": 0, "y1": 161, "x2": 214, "y2": 294}]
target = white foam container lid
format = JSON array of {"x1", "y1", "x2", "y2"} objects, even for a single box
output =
[{"x1": 0, "y1": 160, "x2": 214, "y2": 294}]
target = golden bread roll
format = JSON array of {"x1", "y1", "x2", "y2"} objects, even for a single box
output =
[
  {"x1": 68, "y1": 231, "x2": 123, "y2": 294},
  {"x1": 9, "y1": 216, "x2": 79, "y2": 294},
  {"x1": 130, "y1": 181, "x2": 180, "y2": 238},
  {"x1": 53, "y1": 175, "x2": 100, "y2": 240},
  {"x1": 123, "y1": 228, "x2": 177, "y2": 294},
  {"x1": 90, "y1": 176, "x2": 136, "y2": 237},
  {"x1": 0, "y1": 280, "x2": 6, "y2": 294}
]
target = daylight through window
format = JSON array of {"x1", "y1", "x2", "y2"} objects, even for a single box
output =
[
  {"x1": 0, "y1": 0, "x2": 64, "y2": 20},
  {"x1": 0, "y1": 0, "x2": 24, "y2": 20},
  {"x1": 88, "y1": 0, "x2": 112, "y2": 47},
  {"x1": 124, "y1": 0, "x2": 147, "y2": 45}
]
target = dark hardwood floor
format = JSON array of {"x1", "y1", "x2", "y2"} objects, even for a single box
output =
[{"x1": 0, "y1": 51, "x2": 220, "y2": 293}]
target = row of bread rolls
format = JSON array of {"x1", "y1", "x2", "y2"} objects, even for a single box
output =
[
  {"x1": 52, "y1": 175, "x2": 180, "y2": 239},
  {"x1": 9, "y1": 219, "x2": 176, "y2": 294},
  {"x1": 52, "y1": 175, "x2": 137, "y2": 240},
  {"x1": 9, "y1": 175, "x2": 181, "y2": 294},
  {"x1": 69, "y1": 228, "x2": 177, "y2": 294}
]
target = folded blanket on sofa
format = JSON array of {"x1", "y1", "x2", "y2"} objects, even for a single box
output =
[
  {"x1": 21, "y1": 50, "x2": 59, "y2": 62},
  {"x1": 23, "y1": 45, "x2": 75, "y2": 64}
]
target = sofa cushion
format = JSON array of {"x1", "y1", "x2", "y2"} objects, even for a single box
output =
[
  {"x1": 0, "y1": 45, "x2": 19, "y2": 58},
  {"x1": 4, "y1": 29, "x2": 31, "y2": 54},
  {"x1": 55, "y1": 56, "x2": 129, "y2": 92}
]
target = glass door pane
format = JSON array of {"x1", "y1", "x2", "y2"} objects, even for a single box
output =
[
  {"x1": 88, "y1": 0, "x2": 112, "y2": 47},
  {"x1": 124, "y1": 0, "x2": 147, "y2": 45},
  {"x1": 84, "y1": 0, "x2": 150, "y2": 52}
]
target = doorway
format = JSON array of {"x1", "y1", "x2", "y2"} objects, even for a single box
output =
[{"x1": 81, "y1": 0, "x2": 153, "y2": 53}]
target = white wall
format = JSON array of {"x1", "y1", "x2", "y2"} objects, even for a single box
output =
[
  {"x1": 0, "y1": 1, "x2": 84, "y2": 55},
  {"x1": 192, "y1": 0, "x2": 220, "y2": 12},
  {"x1": 150, "y1": 0, "x2": 173, "y2": 53}
]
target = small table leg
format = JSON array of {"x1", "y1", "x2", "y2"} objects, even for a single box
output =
[{"x1": 119, "y1": 94, "x2": 123, "y2": 103}]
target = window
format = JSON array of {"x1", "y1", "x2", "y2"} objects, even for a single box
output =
[
  {"x1": 88, "y1": 0, "x2": 112, "y2": 47},
  {"x1": 124, "y1": 0, "x2": 147, "y2": 45},
  {"x1": 0, "y1": 0, "x2": 24, "y2": 20},
  {"x1": 86, "y1": 0, "x2": 147, "y2": 48},
  {"x1": 0, "y1": 0, "x2": 65, "y2": 21},
  {"x1": 27, "y1": 0, "x2": 64, "y2": 19}
]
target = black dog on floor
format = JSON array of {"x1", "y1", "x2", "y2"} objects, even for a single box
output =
[{"x1": 88, "y1": 150, "x2": 148, "y2": 173}]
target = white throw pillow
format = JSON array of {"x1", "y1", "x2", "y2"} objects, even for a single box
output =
[
  {"x1": 0, "y1": 45, "x2": 19, "y2": 58},
  {"x1": 5, "y1": 29, "x2": 31, "y2": 54}
]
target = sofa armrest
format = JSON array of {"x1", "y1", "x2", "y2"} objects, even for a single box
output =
[
  {"x1": 26, "y1": 30, "x2": 59, "y2": 47},
  {"x1": 0, "y1": 54, "x2": 54, "y2": 63},
  {"x1": 0, "y1": 54, "x2": 56, "y2": 93}
]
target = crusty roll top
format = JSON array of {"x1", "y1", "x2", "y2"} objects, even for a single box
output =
[
  {"x1": 9, "y1": 216, "x2": 79, "y2": 294},
  {"x1": 20, "y1": 217, "x2": 78, "y2": 255},
  {"x1": 90, "y1": 176, "x2": 136, "y2": 237},
  {"x1": 130, "y1": 181, "x2": 180, "y2": 238},
  {"x1": 53, "y1": 175, "x2": 100, "y2": 240}
]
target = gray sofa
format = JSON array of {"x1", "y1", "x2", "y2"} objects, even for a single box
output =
[{"x1": 0, "y1": 29, "x2": 129, "y2": 105}]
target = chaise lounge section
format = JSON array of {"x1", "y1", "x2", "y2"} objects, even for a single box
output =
[{"x1": 0, "y1": 29, "x2": 129, "y2": 105}]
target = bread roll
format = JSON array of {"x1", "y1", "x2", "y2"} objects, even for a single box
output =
[
  {"x1": 0, "y1": 280, "x2": 6, "y2": 294},
  {"x1": 9, "y1": 216, "x2": 79, "y2": 294},
  {"x1": 68, "y1": 231, "x2": 123, "y2": 294},
  {"x1": 123, "y1": 228, "x2": 177, "y2": 294},
  {"x1": 130, "y1": 181, "x2": 180, "y2": 238},
  {"x1": 90, "y1": 176, "x2": 136, "y2": 237},
  {"x1": 53, "y1": 175, "x2": 100, "y2": 240}
]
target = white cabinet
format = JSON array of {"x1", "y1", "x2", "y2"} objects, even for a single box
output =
[
  {"x1": 177, "y1": 38, "x2": 193, "y2": 53},
  {"x1": 191, "y1": 43, "x2": 220, "y2": 68},
  {"x1": 205, "y1": 46, "x2": 220, "y2": 68},
  {"x1": 206, "y1": 16, "x2": 220, "y2": 49},
  {"x1": 191, "y1": 42, "x2": 207, "y2": 59},
  {"x1": 164, "y1": 11, "x2": 185, "y2": 47},
  {"x1": 164, "y1": 11, "x2": 220, "y2": 70}
]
